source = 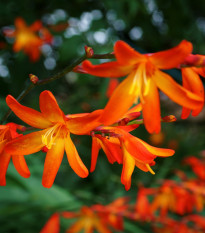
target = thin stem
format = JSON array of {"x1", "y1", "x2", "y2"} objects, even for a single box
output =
[
  {"x1": 0, "y1": 52, "x2": 115, "y2": 124},
  {"x1": 91, "y1": 53, "x2": 115, "y2": 59}
]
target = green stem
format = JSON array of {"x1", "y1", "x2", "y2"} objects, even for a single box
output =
[{"x1": 0, "y1": 52, "x2": 115, "y2": 124}]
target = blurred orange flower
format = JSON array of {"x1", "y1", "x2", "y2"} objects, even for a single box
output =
[
  {"x1": 0, "y1": 123, "x2": 30, "y2": 185},
  {"x1": 4, "y1": 17, "x2": 53, "y2": 61}
]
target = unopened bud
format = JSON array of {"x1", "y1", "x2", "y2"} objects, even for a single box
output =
[
  {"x1": 29, "y1": 74, "x2": 39, "y2": 84},
  {"x1": 84, "y1": 46, "x2": 94, "y2": 58},
  {"x1": 162, "y1": 115, "x2": 177, "y2": 122}
]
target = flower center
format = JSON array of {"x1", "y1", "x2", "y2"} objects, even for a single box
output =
[
  {"x1": 42, "y1": 123, "x2": 63, "y2": 149},
  {"x1": 129, "y1": 63, "x2": 150, "y2": 104}
]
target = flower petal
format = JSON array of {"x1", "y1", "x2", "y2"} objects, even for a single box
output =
[
  {"x1": 122, "y1": 132, "x2": 156, "y2": 163},
  {"x1": 136, "y1": 138, "x2": 175, "y2": 157},
  {"x1": 181, "y1": 68, "x2": 204, "y2": 119},
  {"x1": 5, "y1": 130, "x2": 45, "y2": 155},
  {"x1": 39, "y1": 90, "x2": 65, "y2": 123},
  {"x1": 40, "y1": 213, "x2": 60, "y2": 233},
  {"x1": 6, "y1": 95, "x2": 52, "y2": 129},
  {"x1": 0, "y1": 152, "x2": 11, "y2": 186},
  {"x1": 12, "y1": 155, "x2": 30, "y2": 178},
  {"x1": 142, "y1": 79, "x2": 161, "y2": 133},
  {"x1": 121, "y1": 147, "x2": 135, "y2": 191},
  {"x1": 90, "y1": 137, "x2": 101, "y2": 172},
  {"x1": 67, "y1": 109, "x2": 103, "y2": 135},
  {"x1": 42, "y1": 136, "x2": 65, "y2": 188},
  {"x1": 100, "y1": 71, "x2": 137, "y2": 126},
  {"x1": 115, "y1": 40, "x2": 146, "y2": 65},
  {"x1": 150, "y1": 40, "x2": 193, "y2": 69},
  {"x1": 153, "y1": 70, "x2": 203, "y2": 109},
  {"x1": 82, "y1": 60, "x2": 132, "y2": 78},
  {"x1": 99, "y1": 136, "x2": 123, "y2": 164},
  {"x1": 65, "y1": 134, "x2": 88, "y2": 178}
]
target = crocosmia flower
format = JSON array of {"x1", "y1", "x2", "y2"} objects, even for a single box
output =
[
  {"x1": 0, "y1": 123, "x2": 30, "y2": 185},
  {"x1": 82, "y1": 40, "x2": 203, "y2": 133},
  {"x1": 91, "y1": 125, "x2": 174, "y2": 190},
  {"x1": 5, "y1": 90, "x2": 102, "y2": 188},
  {"x1": 4, "y1": 17, "x2": 53, "y2": 62}
]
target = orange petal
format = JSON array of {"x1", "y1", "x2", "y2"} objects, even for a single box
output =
[
  {"x1": 99, "y1": 136, "x2": 122, "y2": 164},
  {"x1": 66, "y1": 220, "x2": 84, "y2": 233},
  {"x1": 94, "y1": 221, "x2": 112, "y2": 233},
  {"x1": 136, "y1": 138, "x2": 175, "y2": 157},
  {"x1": 115, "y1": 40, "x2": 146, "y2": 65},
  {"x1": 5, "y1": 130, "x2": 45, "y2": 155},
  {"x1": 67, "y1": 109, "x2": 103, "y2": 135},
  {"x1": 150, "y1": 40, "x2": 193, "y2": 69},
  {"x1": 40, "y1": 213, "x2": 60, "y2": 233},
  {"x1": 30, "y1": 20, "x2": 42, "y2": 32},
  {"x1": 153, "y1": 70, "x2": 203, "y2": 109},
  {"x1": 65, "y1": 134, "x2": 88, "y2": 178},
  {"x1": 142, "y1": 79, "x2": 161, "y2": 133},
  {"x1": 126, "y1": 103, "x2": 142, "y2": 114},
  {"x1": 12, "y1": 155, "x2": 30, "y2": 178},
  {"x1": 121, "y1": 147, "x2": 136, "y2": 191},
  {"x1": 90, "y1": 137, "x2": 101, "y2": 172},
  {"x1": 82, "y1": 60, "x2": 132, "y2": 78},
  {"x1": 15, "y1": 17, "x2": 26, "y2": 29},
  {"x1": 42, "y1": 136, "x2": 65, "y2": 188},
  {"x1": 39, "y1": 90, "x2": 65, "y2": 123},
  {"x1": 135, "y1": 160, "x2": 149, "y2": 172},
  {"x1": 6, "y1": 95, "x2": 52, "y2": 129},
  {"x1": 181, "y1": 68, "x2": 204, "y2": 119},
  {"x1": 100, "y1": 71, "x2": 137, "y2": 125},
  {"x1": 122, "y1": 132, "x2": 156, "y2": 163},
  {"x1": 0, "y1": 152, "x2": 11, "y2": 186}
]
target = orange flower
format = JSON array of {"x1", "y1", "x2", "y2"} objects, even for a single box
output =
[
  {"x1": 91, "y1": 126, "x2": 174, "y2": 190},
  {"x1": 62, "y1": 206, "x2": 113, "y2": 233},
  {"x1": 4, "y1": 17, "x2": 52, "y2": 61},
  {"x1": 184, "y1": 156, "x2": 205, "y2": 180},
  {"x1": 40, "y1": 213, "x2": 60, "y2": 233},
  {"x1": 82, "y1": 40, "x2": 203, "y2": 133},
  {"x1": 181, "y1": 67, "x2": 204, "y2": 119},
  {"x1": 0, "y1": 123, "x2": 30, "y2": 185},
  {"x1": 62, "y1": 198, "x2": 128, "y2": 233},
  {"x1": 5, "y1": 90, "x2": 102, "y2": 188}
]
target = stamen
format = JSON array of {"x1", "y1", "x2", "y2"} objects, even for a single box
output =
[
  {"x1": 146, "y1": 164, "x2": 155, "y2": 175},
  {"x1": 42, "y1": 123, "x2": 62, "y2": 149}
]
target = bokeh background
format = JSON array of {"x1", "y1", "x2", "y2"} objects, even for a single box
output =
[{"x1": 0, "y1": 0, "x2": 205, "y2": 232}]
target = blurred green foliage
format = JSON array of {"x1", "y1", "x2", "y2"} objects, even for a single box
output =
[{"x1": 0, "y1": 0, "x2": 205, "y2": 232}]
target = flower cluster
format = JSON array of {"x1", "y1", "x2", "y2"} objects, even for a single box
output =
[
  {"x1": 40, "y1": 155, "x2": 205, "y2": 233},
  {"x1": 1, "y1": 23, "x2": 205, "y2": 192}
]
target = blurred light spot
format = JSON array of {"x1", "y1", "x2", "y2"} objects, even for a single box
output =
[
  {"x1": 143, "y1": 0, "x2": 156, "y2": 13},
  {"x1": 91, "y1": 10, "x2": 103, "y2": 20},
  {"x1": 53, "y1": 36, "x2": 63, "y2": 47},
  {"x1": 44, "y1": 57, "x2": 56, "y2": 70},
  {"x1": 64, "y1": 27, "x2": 80, "y2": 38},
  {"x1": 53, "y1": 9, "x2": 67, "y2": 21},
  {"x1": 113, "y1": 19, "x2": 126, "y2": 31},
  {"x1": 41, "y1": 44, "x2": 52, "y2": 56},
  {"x1": 79, "y1": 12, "x2": 93, "y2": 32},
  {"x1": 197, "y1": 17, "x2": 205, "y2": 33},
  {"x1": 129, "y1": 27, "x2": 143, "y2": 40},
  {"x1": 65, "y1": 72, "x2": 78, "y2": 83},
  {"x1": 93, "y1": 31, "x2": 108, "y2": 44},
  {"x1": 152, "y1": 11, "x2": 163, "y2": 26},
  {"x1": 0, "y1": 65, "x2": 9, "y2": 77},
  {"x1": 106, "y1": 10, "x2": 117, "y2": 21},
  {"x1": 42, "y1": 14, "x2": 56, "y2": 25}
]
